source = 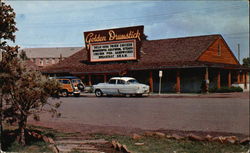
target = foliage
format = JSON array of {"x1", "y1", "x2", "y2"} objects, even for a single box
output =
[
  {"x1": 0, "y1": 2, "x2": 61, "y2": 147},
  {"x1": 209, "y1": 86, "x2": 243, "y2": 93},
  {"x1": 2, "y1": 128, "x2": 52, "y2": 153},
  {"x1": 0, "y1": 1, "x2": 18, "y2": 48},
  {"x1": 242, "y1": 57, "x2": 250, "y2": 67},
  {"x1": 19, "y1": 50, "x2": 29, "y2": 60},
  {"x1": 2, "y1": 59, "x2": 61, "y2": 146},
  {"x1": 0, "y1": 1, "x2": 19, "y2": 150}
]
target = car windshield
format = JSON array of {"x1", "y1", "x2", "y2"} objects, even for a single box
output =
[
  {"x1": 127, "y1": 79, "x2": 139, "y2": 84},
  {"x1": 72, "y1": 79, "x2": 81, "y2": 83}
]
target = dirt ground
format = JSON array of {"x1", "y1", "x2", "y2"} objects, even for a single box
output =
[{"x1": 29, "y1": 119, "x2": 248, "y2": 140}]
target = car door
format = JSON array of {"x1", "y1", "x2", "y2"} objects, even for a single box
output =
[
  {"x1": 126, "y1": 79, "x2": 139, "y2": 94},
  {"x1": 116, "y1": 79, "x2": 127, "y2": 94},
  {"x1": 104, "y1": 79, "x2": 117, "y2": 95}
]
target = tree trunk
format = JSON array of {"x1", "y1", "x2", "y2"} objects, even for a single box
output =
[
  {"x1": 17, "y1": 115, "x2": 27, "y2": 146},
  {"x1": 0, "y1": 90, "x2": 3, "y2": 150}
]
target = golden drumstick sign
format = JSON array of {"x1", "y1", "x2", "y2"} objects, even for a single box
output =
[{"x1": 84, "y1": 26, "x2": 144, "y2": 62}]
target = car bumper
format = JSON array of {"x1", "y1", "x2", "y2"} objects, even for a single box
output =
[
  {"x1": 136, "y1": 89, "x2": 150, "y2": 94},
  {"x1": 73, "y1": 90, "x2": 81, "y2": 94}
]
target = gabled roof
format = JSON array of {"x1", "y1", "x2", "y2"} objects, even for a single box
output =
[{"x1": 42, "y1": 34, "x2": 241, "y2": 74}]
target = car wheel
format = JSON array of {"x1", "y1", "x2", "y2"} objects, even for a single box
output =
[
  {"x1": 136, "y1": 94, "x2": 143, "y2": 97},
  {"x1": 74, "y1": 93, "x2": 80, "y2": 97},
  {"x1": 95, "y1": 89, "x2": 103, "y2": 97},
  {"x1": 61, "y1": 90, "x2": 68, "y2": 97}
]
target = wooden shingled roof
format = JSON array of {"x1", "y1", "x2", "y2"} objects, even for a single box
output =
[{"x1": 42, "y1": 34, "x2": 241, "y2": 74}]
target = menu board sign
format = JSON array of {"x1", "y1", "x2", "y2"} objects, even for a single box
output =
[{"x1": 84, "y1": 26, "x2": 144, "y2": 62}]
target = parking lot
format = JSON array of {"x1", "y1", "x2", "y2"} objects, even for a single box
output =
[{"x1": 29, "y1": 92, "x2": 249, "y2": 136}]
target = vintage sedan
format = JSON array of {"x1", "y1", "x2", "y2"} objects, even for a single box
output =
[{"x1": 93, "y1": 77, "x2": 150, "y2": 97}]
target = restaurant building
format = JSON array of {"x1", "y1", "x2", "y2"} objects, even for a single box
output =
[{"x1": 42, "y1": 26, "x2": 249, "y2": 93}]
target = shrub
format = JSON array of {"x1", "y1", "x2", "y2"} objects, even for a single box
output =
[
  {"x1": 209, "y1": 86, "x2": 243, "y2": 93},
  {"x1": 208, "y1": 87, "x2": 217, "y2": 93},
  {"x1": 230, "y1": 86, "x2": 244, "y2": 92}
]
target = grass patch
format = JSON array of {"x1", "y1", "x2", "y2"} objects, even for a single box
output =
[
  {"x1": 7, "y1": 141, "x2": 52, "y2": 153},
  {"x1": 91, "y1": 133, "x2": 249, "y2": 153},
  {"x1": 4, "y1": 124, "x2": 248, "y2": 153},
  {"x1": 2, "y1": 124, "x2": 54, "y2": 152}
]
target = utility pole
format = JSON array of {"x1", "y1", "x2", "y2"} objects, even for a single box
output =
[{"x1": 238, "y1": 44, "x2": 240, "y2": 63}]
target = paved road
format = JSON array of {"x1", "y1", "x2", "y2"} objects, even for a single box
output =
[{"x1": 37, "y1": 94, "x2": 249, "y2": 135}]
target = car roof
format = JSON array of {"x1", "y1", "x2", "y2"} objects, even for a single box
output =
[{"x1": 110, "y1": 77, "x2": 136, "y2": 81}]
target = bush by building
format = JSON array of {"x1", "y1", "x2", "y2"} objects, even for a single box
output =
[{"x1": 209, "y1": 86, "x2": 243, "y2": 93}]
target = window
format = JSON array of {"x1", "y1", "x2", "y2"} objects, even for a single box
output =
[
  {"x1": 218, "y1": 43, "x2": 221, "y2": 56},
  {"x1": 39, "y1": 58, "x2": 43, "y2": 66},
  {"x1": 109, "y1": 79, "x2": 116, "y2": 84},
  {"x1": 117, "y1": 79, "x2": 125, "y2": 84},
  {"x1": 72, "y1": 79, "x2": 81, "y2": 84},
  {"x1": 51, "y1": 58, "x2": 55, "y2": 64},
  {"x1": 128, "y1": 79, "x2": 139, "y2": 84},
  {"x1": 62, "y1": 80, "x2": 70, "y2": 84},
  {"x1": 46, "y1": 58, "x2": 49, "y2": 64}
]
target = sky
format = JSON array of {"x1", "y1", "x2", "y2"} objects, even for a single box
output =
[{"x1": 6, "y1": 0, "x2": 249, "y2": 63}]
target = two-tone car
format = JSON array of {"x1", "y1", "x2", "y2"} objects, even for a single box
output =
[{"x1": 93, "y1": 77, "x2": 150, "y2": 97}]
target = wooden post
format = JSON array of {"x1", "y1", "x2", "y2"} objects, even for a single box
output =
[
  {"x1": 217, "y1": 71, "x2": 221, "y2": 89},
  {"x1": 247, "y1": 72, "x2": 249, "y2": 84},
  {"x1": 244, "y1": 72, "x2": 247, "y2": 89},
  {"x1": 88, "y1": 75, "x2": 92, "y2": 86},
  {"x1": 228, "y1": 71, "x2": 231, "y2": 88},
  {"x1": 237, "y1": 72, "x2": 241, "y2": 84},
  {"x1": 205, "y1": 67, "x2": 209, "y2": 93},
  {"x1": 176, "y1": 70, "x2": 180, "y2": 93},
  {"x1": 103, "y1": 74, "x2": 107, "y2": 83},
  {"x1": 242, "y1": 72, "x2": 245, "y2": 84},
  {"x1": 149, "y1": 71, "x2": 153, "y2": 92}
]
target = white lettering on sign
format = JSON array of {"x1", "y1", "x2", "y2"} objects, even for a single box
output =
[{"x1": 90, "y1": 40, "x2": 136, "y2": 62}]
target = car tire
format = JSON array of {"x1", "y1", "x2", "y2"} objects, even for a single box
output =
[
  {"x1": 61, "y1": 90, "x2": 68, "y2": 97},
  {"x1": 95, "y1": 89, "x2": 103, "y2": 97},
  {"x1": 74, "y1": 93, "x2": 80, "y2": 97},
  {"x1": 136, "y1": 94, "x2": 143, "y2": 97}
]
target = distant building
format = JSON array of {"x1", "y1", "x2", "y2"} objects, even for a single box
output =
[{"x1": 21, "y1": 47, "x2": 82, "y2": 68}]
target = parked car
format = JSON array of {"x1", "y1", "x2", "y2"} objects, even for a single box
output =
[
  {"x1": 53, "y1": 76, "x2": 84, "y2": 97},
  {"x1": 93, "y1": 77, "x2": 150, "y2": 97},
  {"x1": 64, "y1": 76, "x2": 85, "y2": 91}
]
